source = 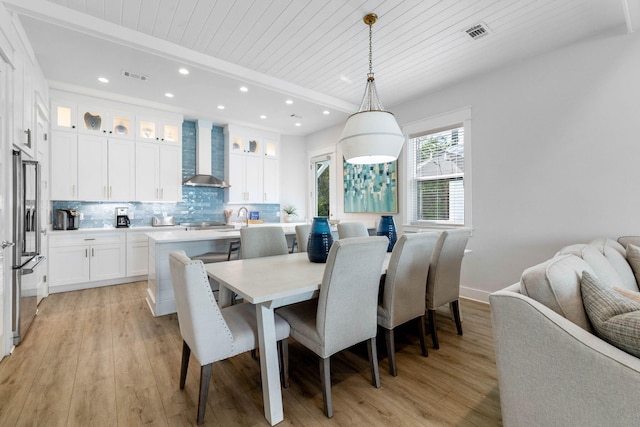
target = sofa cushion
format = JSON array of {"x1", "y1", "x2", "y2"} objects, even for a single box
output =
[
  {"x1": 625, "y1": 244, "x2": 640, "y2": 287},
  {"x1": 581, "y1": 271, "x2": 640, "y2": 358},
  {"x1": 520, "y1": 254, "x2": 593, "y2": 331},
  {"x1": 579, "y1": 245, "x2": 625, "y2": 287},
  {"x1": 614, "y1": 287, "x2": 640, "y2": 304},
  {"x1": 590, "y1": 238, "x2": 638, "y2": 291},
  {"x1": 555, "y1": 243, "x2": 588, "y2": 257}
]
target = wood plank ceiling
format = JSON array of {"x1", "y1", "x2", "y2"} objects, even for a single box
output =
[{"x1": 8, "y1": 0, "x2": 630, "y2": 134}]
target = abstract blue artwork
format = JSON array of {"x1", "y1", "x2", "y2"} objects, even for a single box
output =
[{"x1": 343, "y1": 160, "x2": 397, "y2": 213}]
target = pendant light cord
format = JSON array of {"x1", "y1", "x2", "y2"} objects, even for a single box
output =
[{"x1": 368, "y1": 22, "x2": 373, "y2": 76}]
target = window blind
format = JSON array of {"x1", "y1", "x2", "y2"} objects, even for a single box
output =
[{"x1": 409, "y1": 125, "x2": 465, "y2": 225}]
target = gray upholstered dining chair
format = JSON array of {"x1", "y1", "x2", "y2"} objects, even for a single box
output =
[
  {"x1": 169, "y1": 250, "x2": 290, "y2": 425},
  {"x1": 337, "y1": 222, "x2": 369, "y2": 239},
  {"x1": 377, "y1": 232, "x2": 439, "y2": 376},
  {"x1": 277, "y1": 236, "x2": 388, "y2": 418},
  {"x1": 239, "y1": 226, "x2": 289, "y2": 259},
  {"x1": 295, "y1": 224, "x2": 311, "y2": 253},
  {"x1": 426, "y1": 228, "x2": 471, "y2": 349}
]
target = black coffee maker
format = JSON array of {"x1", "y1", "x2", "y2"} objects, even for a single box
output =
[{"x1": 115, "y1": 207, "x2": 131, "y2": 228}]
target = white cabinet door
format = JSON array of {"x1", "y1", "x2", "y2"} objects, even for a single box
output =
[
  {"x1": 135, "y1": 141, "x2": 160, "y2": 201},
  {"x1": 49, "y1": 245, "x2": 90, "y2": 286},
  {"x1": 159, "y1": 144, "x2": 182, "y2": 201},
  {"x1": 245, "y1": 155, "x2": 263, "y2": 203},
  {"x1": 108, "y1": 138, "x2": 135, "y2": 201},
  {"x1": 90, "y1": 243, "x2": 126, "y2": 281},
  {"x1": 77, "y1": 134, "x2": 108, "y2": 200},
  {"x1": 227, "y1": 153, "x2": 245, "y2": 202},
  {"x1": 127, "y1": 233, "x2": 149, "y2": 277},
  {"x1": 51, "y1": 100, "x2": 78, "y2": 132},
  {"x1": 50, "y1": 130, "x2": 78, "y2": 200},
  {"x1": 263, "y1": 157, "x2": 279, "y2": 203}
]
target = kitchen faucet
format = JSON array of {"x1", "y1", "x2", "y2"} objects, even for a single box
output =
[{"x1": 237, "y1": 206, "x2": 249, "y2": 227}]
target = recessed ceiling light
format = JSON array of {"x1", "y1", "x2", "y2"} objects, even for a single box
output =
[
  {"x1": 98, "y1": 77, "x2": 109, "y2": 83},
  {"x1": 295, "y1": 123, "x2": 301, "y2": 127},
  {"x1": 179, "y1": 68, "x2": 189, "y2": 75},
  {"x1": 260, "y1": 115, "x2": 267, "y2": 119},
  {"x1": 217, "y1": 105, "x2": 225, "y2": 110},
  {"x1": 165, "y1": 93, "x2": 174, "y2": 98},
  {"x1": 286, "y1": 99, "x2": 293, "y2": 105},
  {"x1": 240, "y1": 86, "x2": 248, "y2": 92},
  {"x1": 323, "y1": 110, "x2": 330, "y2": 115}
]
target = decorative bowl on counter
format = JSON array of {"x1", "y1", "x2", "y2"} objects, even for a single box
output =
[{"x1": 328, "y1": 219, "x2": 340, "y2": 226}]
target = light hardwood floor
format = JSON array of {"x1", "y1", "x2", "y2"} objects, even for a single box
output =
[{"x1": 0, "y1": 281, "x2": 502, "y2": 426}]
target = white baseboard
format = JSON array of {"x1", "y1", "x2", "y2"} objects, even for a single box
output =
[
  {"x1": 460, "y1": 285, "x2": 491, "y2": 304},
  {"x1": 49, "y1": 275, "x2": 147, "y2": 294}
]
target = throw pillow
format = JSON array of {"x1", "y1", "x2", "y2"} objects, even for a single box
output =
[
  {"x1": 625, "y1": 243, "x2": 640, "y2": 287},
  {"x1": 614, "y1": 287, "x2": 640, "y2": 304},
  {"x1": 581, "y1": 271, "x2": 640, "y2": 358}
]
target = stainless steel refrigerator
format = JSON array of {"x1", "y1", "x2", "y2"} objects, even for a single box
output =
[{"x1": 12, "y1": 150, "x2": 44, "y2": 346}]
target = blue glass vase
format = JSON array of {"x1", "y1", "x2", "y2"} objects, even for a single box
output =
[
  {"x1": 377, "y1": 215, "x2": 397, "y2": 252},
  {"x1": 307, "y1": 217, "x2": 334, "y2": 263}
]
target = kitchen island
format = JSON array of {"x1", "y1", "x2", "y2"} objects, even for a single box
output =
[{"x1": 145, "y1": 224, "x2": 302, "y2": 316}]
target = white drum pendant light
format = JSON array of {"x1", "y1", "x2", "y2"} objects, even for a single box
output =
[{"x1": 339, "y1": 13, "x2": 404, "y2": 165}]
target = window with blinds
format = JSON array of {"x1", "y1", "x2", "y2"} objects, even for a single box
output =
[{"x1": 410, "y1": 125, "x2": 465, "y2": 225}]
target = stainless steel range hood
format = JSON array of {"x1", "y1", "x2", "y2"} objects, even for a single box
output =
[{"x1": 183, "y1": 119, "x2": 230, "y2": 188}]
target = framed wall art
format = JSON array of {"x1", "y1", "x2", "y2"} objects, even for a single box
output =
[{"x1": 343, "y1": 160, "x2": 398, "y2": 213}]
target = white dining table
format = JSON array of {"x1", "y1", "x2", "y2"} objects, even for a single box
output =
[{"x1": 204, "y1": 252, "x2": 390, "y2": 425}]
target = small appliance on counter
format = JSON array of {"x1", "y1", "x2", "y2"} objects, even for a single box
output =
[
  {"x1": 152, "y1": 215, "x2": 176, "y2": 227},
  {"x1": 54, "y1": 209, "x2": 80, "y2": 230},
  {"x1": 116, "y1": 207, "x2": 131, "y2": 228}
]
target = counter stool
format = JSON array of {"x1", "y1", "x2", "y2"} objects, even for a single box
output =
[{"x1": 192, "y1": 240, "x2": 241, "y2": 303}]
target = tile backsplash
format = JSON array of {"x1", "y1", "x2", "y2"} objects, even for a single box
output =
[{"x1": 52, "y1": 121, "x2": 280, "y2": 228}]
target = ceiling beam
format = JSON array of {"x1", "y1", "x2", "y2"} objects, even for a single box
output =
[{"x1": 3, "y1": 0, "x2": 358, "y2": 113}]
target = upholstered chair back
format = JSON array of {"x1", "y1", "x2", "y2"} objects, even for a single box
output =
[
  {"x1": 240, "y1": 226, "x2": 289, "y2": 259},
  {"x1": 426, "y1": 229, "x2": 471, "y2": 309},
  {"x1": 295, "y1": 224, "x2": 311, "y2": 253},
  {"x1": 316, "y1": 236, "x2": 388, "y2": 357},
  {"x1": 337, "y1": 222, "x2": 369, "y2": 239},
  {"x1": 169, "y1": 251, "x2": 233, "y2": 365},
  {"x1": 378, "y1": 232, "x2": 438, "y2": 329}
]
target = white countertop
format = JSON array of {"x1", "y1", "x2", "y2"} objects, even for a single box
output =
[{"x1": 146, "y1": 223, "x2": 307, "y2": 243}]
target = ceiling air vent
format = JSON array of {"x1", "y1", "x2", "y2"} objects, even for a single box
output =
[
  {"x1": 121, "y1": 70, "x2": 150, "y2": 81},
  {"x1": 464, "y1": 22, "x2": 491, "y2": 40}
]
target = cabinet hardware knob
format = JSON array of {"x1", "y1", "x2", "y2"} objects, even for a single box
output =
[{"x1": 72, "y1": 125, "x2": 76, "y2": 129}]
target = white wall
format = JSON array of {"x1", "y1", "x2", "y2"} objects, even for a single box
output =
[
  {"x1": 392, "y1": 27, "x2": 640, "y2": 300},
  {"x1": 304, "y1": 28, "x2": 640, "y2": 302},
  {"x1": 279, "y1": 135, "x2": 308, "y2": 221}
]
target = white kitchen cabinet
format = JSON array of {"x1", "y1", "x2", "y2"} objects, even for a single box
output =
[
  {"x1": 262, "y1": 157, "x2": 279, "y2": 203},
  {"x1": 126, "y1": 232, "x2": 148, "y2": 276},
  {"x1": 50, "y1": 130, "x2": 78, "y2": 200},
  {"x1": 227, "y1": 153, "x2": 262, "y2": 203},
  {"x1": 49, "y1": 232, "x2": 126, "y2": 290},
  {"x1": 77, "y1": 134, "x2": 135, "y2": 201},
  {"x1": 77, "y1": 105, "x2": 107, "y2": 134},
  {"x1": 51, "y1": 100, "x2": 78, "y2": 132},
  {"x1": 224, "y1": 124, "x2": 280, "y2": 204},
  {"x1": 137, "y1": 116, "x2": 181, "y2": 144},
  {"x1": 135, "y1": 141, "x2": 182, "y2": 201}
]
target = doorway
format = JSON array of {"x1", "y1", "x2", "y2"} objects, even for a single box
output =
[{"x1": 309, "y1": 152, "x2": 336, "y2": 219}]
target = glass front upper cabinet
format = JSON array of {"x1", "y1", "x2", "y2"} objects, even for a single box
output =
[
  {"x1": 52, "y1": 101, "x2": 78, "y2": 131},
  {"x1": 77, "y1": 106, "x2": 106, "y2": 133},
  {"x1": 110, "y1": 112, "x2": 134, "y2": 139}
]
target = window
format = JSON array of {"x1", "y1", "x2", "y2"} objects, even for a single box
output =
[{"x1": 406, "y1": 108, "x2": 470, "y2": 226}]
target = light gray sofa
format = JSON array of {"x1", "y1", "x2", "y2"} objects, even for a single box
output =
[{"x1": 490, "y1": 237, "x2": 640, "y2": 426}]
